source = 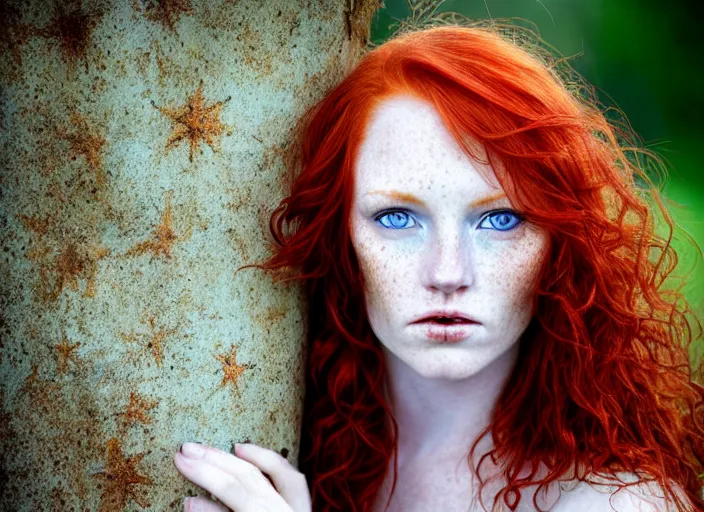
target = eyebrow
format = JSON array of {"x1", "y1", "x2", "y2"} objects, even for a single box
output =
[{"x1": 365, "y1": 190, "x2": 508, "y2": 209}]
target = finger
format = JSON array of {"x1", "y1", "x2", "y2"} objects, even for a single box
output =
[
  {"x1": 184, "y1": 495, "x2": 230, "y2": 512},
  {"x1": 179, "y1": 443, "x2": 275, "y2": 492},
  {"x1": 175, "y1": 452, "x2": 245, "y2": 511},
  {"x1": 233, "y1": 443, "x2": 311, "y2": 512},
  {"x1": 174, "y1": 451, "x2": 289, "y2": 512}
]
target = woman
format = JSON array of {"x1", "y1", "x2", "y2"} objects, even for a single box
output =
[{"x1": 173, "y1": 24, "x2": 704, "y2": 511}]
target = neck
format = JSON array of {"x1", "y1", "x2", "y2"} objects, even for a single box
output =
[{"x1": 382, "y1": 343, "x2": 520, "y2": 466}]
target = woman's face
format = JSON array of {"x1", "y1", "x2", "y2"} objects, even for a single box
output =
[{"x1": 349, "y1": 95, "x2": 549, "y2": 380}]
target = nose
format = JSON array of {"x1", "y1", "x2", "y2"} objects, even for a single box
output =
[{"x1": 423, "y1": 226, "x2": 473, "y2": 295}]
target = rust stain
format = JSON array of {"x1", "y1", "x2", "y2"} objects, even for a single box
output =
[
  {"x1": 49, "y1": 485, "x2": 72, "y2": 512},
  {"x1": 56, "y1": 112, "x2": 107, "y2": 187},
  {"x1": 124, "y1": 190, "x2": 191, "y2": 261},
  {"x1": 0, "y1": 389, "x2": 15, "y2": 442},
  {"x1": 225, "y1": 228, "x2": 251, "y2": 265},
  {"x1": 93, "y1": 438, "x2": 153, "y2": 511},
  {"x1": 120, "y1": 313, "x2": 179, "y2": 367},
  {"x1": 38, "y1": 0, "x2": 103, "y2": 74},
  {"x1": 10, "y1": 360, "x2": 109, "y2": 503},
  {"x1": 19, "y1": 365, "x2": 63, "y2": 415},
  {"x1": 132, "y1": 0, "x2": 193, "y2": 33},
  {"x1": 151, "y1": 80, "x2": 232, "y2": 162},
  {"x1": 252, "y1": 306, "x2": 288, "y2": 334},
  {"x1": 0, "y1": 1, "x2": 33, "y2": 68},
  {"x1": 54, "y1": 329, "x2": 81, "y2": 376},
  {"x1": 239, "y1": 23, "x2": 273, "y2": 76},
  {"x1": 214, "y1": 344, "x2": 252, "y2": 398},
  {"x1": 121, "y1": 391, "x2": 158, "y2": 429},
  {"x1": 18, "y1": 212, "x2": 110, "y2": 303},
  {"x1": 51, "y1": 242, "x2": 86, "y2": 295},
  {"x1": 50, "y1": 242, "x2": 109, "y2": 301},
  {"x1": 18, "y1": 213, "x2": 52, "y2": 240}
]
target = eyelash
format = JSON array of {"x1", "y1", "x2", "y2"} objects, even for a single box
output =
[{"x1": 373, "y1": 208, "x2": 524, "y2": 232}]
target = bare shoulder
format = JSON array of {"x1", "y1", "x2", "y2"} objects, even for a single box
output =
[{"x1": 550, "y1": 472, "x2": 695, "y2": 512}]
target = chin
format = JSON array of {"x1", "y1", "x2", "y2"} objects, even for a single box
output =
[{"x1": 412, "y1": 363, "x2": 485, "y2": 380}]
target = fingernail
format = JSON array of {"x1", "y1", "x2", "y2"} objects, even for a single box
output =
[
  {"x1": 181, "y1": 442, "x2": 205, "y2": 459},
  {"x1": 183, "y1": 497, "x2": 191, "y2": 511}
]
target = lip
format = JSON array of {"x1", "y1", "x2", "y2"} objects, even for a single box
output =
[
  {"x1": 414, "y1": 322, "x2": 478, "y2": 343},
  {"x1": 411, "y1": 310, "x2": 480, "y2": 324}
]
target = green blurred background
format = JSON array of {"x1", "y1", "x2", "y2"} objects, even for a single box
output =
[{"x1": 370, "y1": 0, "x2": 704, "y2": 367}]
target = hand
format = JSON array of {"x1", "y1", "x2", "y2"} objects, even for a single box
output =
[{"x1": 174, "y1": 442, "x2": 312, "y2": 512}]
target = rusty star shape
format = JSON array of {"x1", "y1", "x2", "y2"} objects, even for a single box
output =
[
  {"x1": 214, "y1": 345, "x2": 252, "y2": 398},
  {"x1": 93, "y1": 438, "x2": 153, "y2": 511},
  {"x1": 40, "y1": 0, "x2": 103, "y2": 73},
  {"x1": 0, "y1": 1, "x2": 33, "y2": 67},
  {"x1": 45, "y1": 241, "x2": 109, "y2": 302},
  {"x1": 120, "y1": 314, "x2": 179, "y2": 367},
  {"x1": 133, "y1": 0, "x2": 193, "y2": 33},
  {"x1": 59, "y1": 112, "x2": 107, "y2": 186},
  {"x1": 122, "y1": 391, "x2": 158, "y2": 428},
  {"x1": 152, "y1": 80, "x2": 231, "y2": 162},
  {"x1": 125, "y1": 191, "x2": 190, "y2": 261},
  {"x1": 55, "y1": 330, "x2": 81, "y2": 376}
]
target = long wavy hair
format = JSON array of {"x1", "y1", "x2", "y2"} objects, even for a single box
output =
[{"x1": 236, "y1": 23, "x2": 704, "y2": 512}]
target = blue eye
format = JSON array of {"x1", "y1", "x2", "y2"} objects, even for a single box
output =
[
  {"x1": 374, "y1": 209, "x2": 523, "y2": 231},
  {"x1": 376, "y1": 210, "x2": 417, "y2": 230},
  {"x1": 480, "y1": 210, "x2": 522, "y2": 231}
]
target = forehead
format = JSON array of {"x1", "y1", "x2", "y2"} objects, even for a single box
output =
[{"x1": 354, "y1": 95, "x2": 498, "y2": 192}]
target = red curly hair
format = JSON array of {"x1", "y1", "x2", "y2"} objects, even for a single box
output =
[{"x1": 236, "y1": 24, "x2": 704, "y2": 512}]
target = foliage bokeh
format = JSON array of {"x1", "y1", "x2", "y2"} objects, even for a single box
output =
[{"x1": 370, "y1": 0, "x2": 704, "y2": 369}]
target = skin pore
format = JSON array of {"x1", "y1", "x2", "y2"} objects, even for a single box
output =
[{"x1": 349, "y1": 95, "x2": 552, "y2": 509}]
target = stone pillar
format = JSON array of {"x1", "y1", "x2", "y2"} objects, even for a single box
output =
[{"x1": 0, "y1": 0, "x2": 378, "y2": 509}]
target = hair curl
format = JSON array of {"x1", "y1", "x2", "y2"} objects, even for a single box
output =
[{"x1": 236, "y1": 22, "x2": 704, "y2": 512}]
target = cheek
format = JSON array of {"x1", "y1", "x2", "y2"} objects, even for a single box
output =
[
  {"x1": 498, "y1": 237, "x2": 548, "y2": 311},
  {"x1": 354, "y1": 240, "x2": 408, "y2": 319}
]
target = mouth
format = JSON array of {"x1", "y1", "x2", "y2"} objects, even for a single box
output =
[
  {"x1": 412, "y1": 310, "x2": 479, "y2": 324},
  {"x1": 414, "y1": 320, "x2": 478, "y2": 343},
  {"x1": 414, "y1": 316, "x2": 478, "y2": 325},
  {"x1": 420, "y1": 317, "x2": 475, "y2": 324}
]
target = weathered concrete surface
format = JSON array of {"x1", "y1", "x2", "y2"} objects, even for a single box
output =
[{"x1": 0, "y1": 0, "x2": 378, "y2": 509}]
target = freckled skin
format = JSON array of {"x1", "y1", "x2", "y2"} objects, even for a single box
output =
[{"x1": 350, "y1": 95, "x2": 549, "y2": 382}]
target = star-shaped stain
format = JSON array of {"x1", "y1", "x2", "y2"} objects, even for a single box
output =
[
  {"x1": 121, "y1": 391, "x2": 158, "y2": 428},
  {"x1": 124, "y1": 191, "x2": 191, "y2": 261},
  {"x1": 0, "y1": 389, "x2": 15, "y2": 442},
  {"x1": 17, "y1": 212, "x2": 110, "y2": 302},
  {"x1": 39, "y1": 0, "x2": 103, "y2": 74},
  {"x1": 132, "y1": 0, "x2": 193, "y2": 33},
  {"x1": 120, "y1": 314, "x2": 179, "y2": 367},
  {"x1": 57, "y1": 112, "x2": 107, "y2": 186},
  {"x1": 18, "y1": 213, "x2": 53, "y2": 261},
  {"x1": 93, "y1": 437, "x2": 153, "y2": 511},
  {"x1": 0, "y1": 1, "x2": 33, "y2": 68},
  {"x1": 152, "y1": 80, "x2": 232, "y2": 162},
  {"x1": 19, "y1": 365, "x2": 63, "y2": 415},
  {"x1": 45, "y1": 241, "x2": 109, "y2": 302},
  {"x1": 55, "y1": 329, "x2": 81, "y2": 376},
  {"x1": 214, "y1": 344, "x2": 253, "y2": 398}
]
